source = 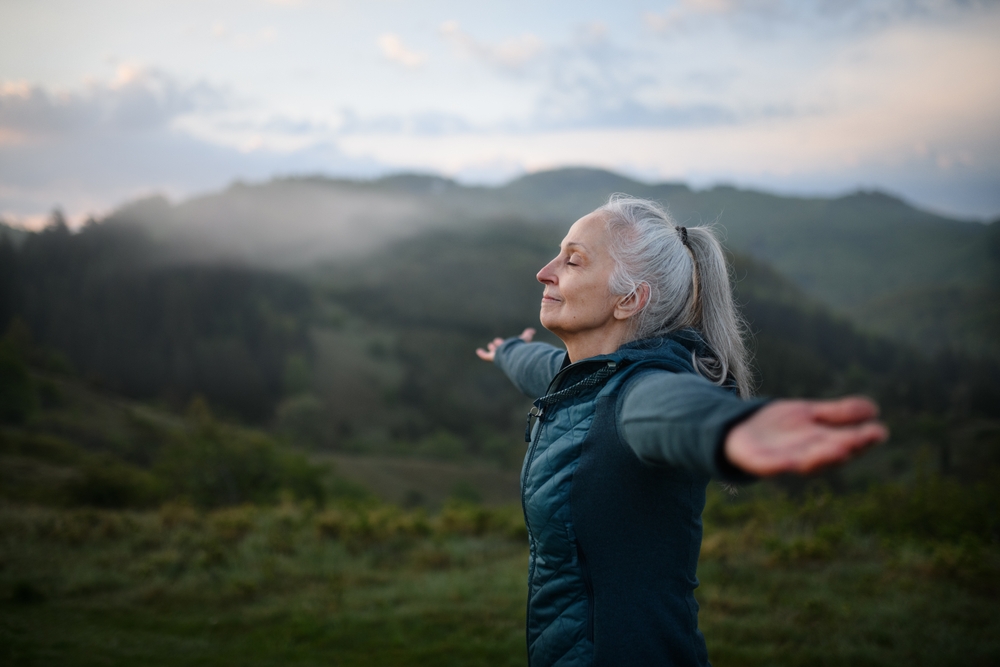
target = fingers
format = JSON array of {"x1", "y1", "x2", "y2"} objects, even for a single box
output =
[
  {"x1": 809, "y1": 396, "x2": 880, "y2": 425},
  {"x1": 724, "y1": 398, "x2": 889, "y2": 477},
  {"x1": 477, "y1": 330, "x2": 534, "y2": 362},
  {"x1": 792, "y1": 423, "x2": 889, "y2": 474}
]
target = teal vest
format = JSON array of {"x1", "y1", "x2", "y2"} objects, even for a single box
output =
[{"x1": 521, "y1": 333, "x2": 712, "y2": 666}]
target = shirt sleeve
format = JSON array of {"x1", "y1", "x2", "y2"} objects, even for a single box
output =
[
  {"x1": 619, "y1": 370, "x2": 768, "y2": 482},
  {"x1": 493, "y1": 338, "x2": 567, "y2": 399}
]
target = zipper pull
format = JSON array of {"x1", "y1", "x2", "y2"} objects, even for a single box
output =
[{"x1": 524, "y1": 403, "x2": 543, "y2": 442}]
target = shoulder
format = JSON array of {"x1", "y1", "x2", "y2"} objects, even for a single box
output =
[
  {"x1": 495, "y1": 339, "x2": 567, "y2": 373},
  {"x1": 616, "y1": 365, "x2": 702, "y2": 397},
  {"x1": 616, "y1": 367, "x2": 739, "y2": 416}
]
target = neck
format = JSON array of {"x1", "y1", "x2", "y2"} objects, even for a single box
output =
[{"x1": 560, "y1": 323, "x2": 632, "y2": 363}]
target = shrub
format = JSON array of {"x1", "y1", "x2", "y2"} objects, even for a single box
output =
[
  {"x1": 848, "y1": 470, "x2": 1000, "y2": 544},
  {"x1": 155, "y1": 399, "x2": 328, "y2": 508},
  {"x1": 0, "y1": 341, "x2": 36, "y2": 424},
  {"x1": 65, "y1": 456, "x2": 164, "y2": 508}
]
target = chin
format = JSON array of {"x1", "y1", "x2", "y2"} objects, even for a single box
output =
[
  {"x1": 538, "y1": 310, "x2": 558, "y2": 333},
  {"x1": 538, "y1": 319, "x2": 566, "y2": 339}
]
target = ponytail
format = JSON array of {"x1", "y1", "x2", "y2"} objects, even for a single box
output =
[
  {"x1": 600, "y1": 195, "x2": 753, "y2": 397},
  {"x1": 684, "y1": 225, "x2": 753, "y2": 397}
]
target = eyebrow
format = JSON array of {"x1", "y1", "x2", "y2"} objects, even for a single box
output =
[{"x1": 563, "y1": 242, "x2": 587, "y2": 251}]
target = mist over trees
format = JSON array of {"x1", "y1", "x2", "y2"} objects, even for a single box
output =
[
  {"x1": 1, "y1": 171, "x2": 998, "y2": 665},
  {"x1": 79, "y1": 168, "x2": 1000, "y2": 358},
  {"x1": 1, "y1": 170, "x2": 998, "y2": 474}
]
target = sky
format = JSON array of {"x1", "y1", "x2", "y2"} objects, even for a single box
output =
[{"x1": 1, "y1": 0, "x2": 999, "y2": 227}]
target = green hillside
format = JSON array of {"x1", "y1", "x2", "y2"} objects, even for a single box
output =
[
  {"x1": 1, "y1": 210, "x2": 998, "y2": 667},
  {"x1": 3, "y1": 215, "x2": 998, "y2": 465},
  {"x1": 93, "y1": 168, "x2": 999, "y2": 357},
  {"x1": 483, "y1": 169, "x2": 992, "y2": 304},
  {"x1": 1, "y1": 352, "x2": 997, "y2": 665}
]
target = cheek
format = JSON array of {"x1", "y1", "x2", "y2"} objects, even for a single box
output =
[
  {"x1": 574, "y1": 283, "x2": 617, "y2": 320},
  {"x1": 581, "y1": 276, "x2": 615, "y2": 305}
]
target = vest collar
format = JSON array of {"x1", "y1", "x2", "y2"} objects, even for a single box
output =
[{"x1": 552, "y1": 329, "x2": 706, "y2": 389}]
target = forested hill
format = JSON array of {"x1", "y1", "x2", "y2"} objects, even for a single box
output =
[
  {"x1": 101, "y1": 168, "x2": 999, "y2": 358},
  {"x1": 1, "y1": 216, "x2": 997, "y2": 485}
]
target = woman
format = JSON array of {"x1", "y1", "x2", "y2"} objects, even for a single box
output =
[{"x1": 476, "y1": 196, "x2": 887, "y2": 667}]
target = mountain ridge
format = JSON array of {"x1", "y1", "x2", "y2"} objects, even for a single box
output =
[{"x1": 90, "y1": 167, "x2": 997, "y2": 357}]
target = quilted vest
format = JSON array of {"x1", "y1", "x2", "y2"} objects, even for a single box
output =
[{"x1": 521, "y1": 334, "x2": 712, "y2": 667}]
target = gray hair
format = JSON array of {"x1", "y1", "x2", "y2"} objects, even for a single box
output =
[{"x1": 598, "y1": 194, "x2": 753, "y2": 397}]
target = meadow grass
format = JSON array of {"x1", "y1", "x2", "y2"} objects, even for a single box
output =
[{"x1": 1, "y1": 482, "x2": 997, "y2": 667}]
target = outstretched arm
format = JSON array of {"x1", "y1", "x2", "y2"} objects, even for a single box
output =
[
  {"x1": 476, "y1": 328, "x2": 535, "y2": 362},
  {"x1": 621, "y1": 372, "x2": 887, "y2": 481},
  {"x1": 476, "y1": 328, "x2": 567, "y2": 399},
  {"x1": 724, "y1": 396, "x2": 888, "y2": 476}
]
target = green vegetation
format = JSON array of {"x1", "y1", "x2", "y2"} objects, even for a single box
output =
[
  {"x1": 1, "y1": 172, "x2": 998, "y2": 663},
  {"x1": 0, "y1": 327, "x2": 355, "y2": 512},
  {"x1": 2, "y1": 478, "x2": 997, "y2": 666},
  {"x1": 1, "y1": 219, "x2": 313, "y2": 422},
  {"x1": 1, "y1": 334, "x2": 996, "y2": 664},
  {"x1": 697, "y1": 481, "x2": 1000, "y2": 666},
  {"x1": 0, "y1": 501, "x2": 531, "y2": 667},
  {"x1": 855, "y1": 282, "x2": 1000, "y2": 359},
  {"x1": 2, "y1": 211, "x2": 998, "y2": 474},
  {"x1": 319, "y1": 454, "x2": 520, "y2": 509},
  {"x1": 95, "y1": 168, "x2": 1000, "y2": 357}
]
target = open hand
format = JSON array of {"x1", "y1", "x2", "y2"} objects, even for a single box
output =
[
  {"x1": 476, "y1": 328, "x2": 536, "y2": 362},
  {"x1": 724, "y1": 396, "x2": 889, "y2": 476}
]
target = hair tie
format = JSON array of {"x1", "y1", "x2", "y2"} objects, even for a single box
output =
[{"x1": 678, "y1": 226, "x2": 689, "y2": 247}]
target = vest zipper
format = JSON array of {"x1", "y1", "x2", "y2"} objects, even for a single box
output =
[
  {"x1": 520, "y1": 357, "x2": 599, "y2": 542},
  {"x1": 519, "y1": 357, "x2": 619, "y2": 657},
  {"x1": 520, "y1": 361, "x2": 577, "y2": 652},
  {"x1": 521, "y1": 413, "x2": 542, "y2": 656}
]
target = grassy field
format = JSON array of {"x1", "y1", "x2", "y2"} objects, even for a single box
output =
[
  {"x1": 0, "y1": 502, "x2": 530, "y2": 667},
  {"x1": 319, "y1": 454, "x2": 520, "y2": 508},
  {"x1": 2, "y1": 478, "x2": 997, "y2": 667}
]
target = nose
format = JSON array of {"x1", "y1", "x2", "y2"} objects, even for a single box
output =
[{"x1": 537, "y1": 257, "x2": 558, "y2": 285}]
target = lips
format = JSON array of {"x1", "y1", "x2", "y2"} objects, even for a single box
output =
[{"x1": 541, "y1": 292, "x2": 561, "y2": 304}]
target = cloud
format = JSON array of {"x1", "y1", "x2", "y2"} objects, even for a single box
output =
[
  {"x1": 523, "y1": 25, "x2": 751, "y2": 132},
  {"x1": 0, "y1": 66, "x2": 224, "y2": 143},
  {"x1": 350, "y1": 22, "x2": 751, "y2": 135},
  {"x1": 643, "y1": 0, "x2": 995, "y2": 35},
  {"x1": 643, "y1": 0, "x2": 795, "y2": 33},
  {"x1": 335, "y1": 119, "x2": 1000, "y2": 219},
  {"x1": 377, "y1": 33, "x2": 427, "y2": 69},
  {"x1": 3, "y1": 1, "x2": 998, "y2": 223},
  {"x1": 0, "y1": 122, "x2": 386, "y2": 225},
  {"x1": 330, "y1": 7, "x2": 1000, "y2": 218},
  {"x1": 439, "y1": 21, "x2": 544, "y2": 72},
  {"x1": 210, "y1": 23, "x2": 278, "y2": 50},
  {"x1": 335, "y1": 108, "x2": 472, "y2": 135},
  {"x1": 0, "y1": 71, "x2": 382, "y2": 221}
]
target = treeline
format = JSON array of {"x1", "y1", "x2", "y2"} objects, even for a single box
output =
[
  {"x1": 0, "y1": 215, "x2": 313, "y2": 422},
  {"x1": 0, "y1": 323, "x2": 353, "y2": 509},
  {"x1": 2, "y1": 214, "x2": 998, "y2": 472},
  {"x1": 734, "y1": 254, "x2": 1000, "y2": 417},
  {"x1": 328, "y1": 224, "x2": 1000, "y2": 419}
]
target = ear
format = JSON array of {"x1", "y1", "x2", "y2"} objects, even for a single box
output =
[{"x1": 614, "y1": 283, "x2": 650, "y2": 321}]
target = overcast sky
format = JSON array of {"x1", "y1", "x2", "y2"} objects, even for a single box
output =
[{"x1": 2, "y1": 0, "x2": 999, "y2": 226}]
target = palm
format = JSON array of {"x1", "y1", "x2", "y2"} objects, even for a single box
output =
[
  {"x1": 725, "y1": 397, "x2": 888, "y2": 476},
  {"x1": 476, "y1": 328, "x2": 535, "y2": 362}
]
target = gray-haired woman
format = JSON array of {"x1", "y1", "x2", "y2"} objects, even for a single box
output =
[{"x1": 476, "y1": 196, "x2": 887, "y2": 667}]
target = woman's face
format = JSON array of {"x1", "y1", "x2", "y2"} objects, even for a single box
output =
[{"x1": 536, "y1": 211, "x2": 621, "y2": 344}]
